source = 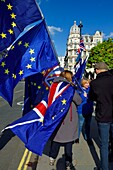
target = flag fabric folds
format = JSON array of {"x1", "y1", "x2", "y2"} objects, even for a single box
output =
[
  {"x1": 0, "y1": 0, "x2": 43, "y2": 52},
  {"x1": 4, "y1": 82, "x2": 75, "y2": 156},
  {"x1": 23, "y1": 65, "x2": 62, "y2": 115},
  {"x1": 75, "y1": 37, "x2": 86, "y2": 63},
  {"x1": 0, "y1": 20, "x2": 59, "y2": 106},
  {"x1": 74, "y1": 57, "x2": 88, "y2": 82},
  {"x1": 73, "y1": 57, "x2": 88, "y2": 94},
  {"x1": 73, "y1": 37, "x2": 87, "y2": 91},
  {"x1": 74, "y1": 36, "x2": 87, "y2": 82}
]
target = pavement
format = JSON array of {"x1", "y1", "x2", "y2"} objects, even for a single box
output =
[{"x1": 36, "y1": 115, "x2": 113, "y2": 170}]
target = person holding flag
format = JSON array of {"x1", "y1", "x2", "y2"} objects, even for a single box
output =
[
  {"x1": 77, "y1": 78, "x2": 94, "y2": 145},
  {"x1": 49, "y1": 70, "x2": 82, "y2": 170},
  {"x1": 0, "y1": 70, "x2": 82, "y2": 161}
]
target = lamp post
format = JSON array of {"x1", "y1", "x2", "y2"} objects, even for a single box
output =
[
  {"x1": 75, "y1": 21, "x2": 83, "y2": 64},
  {"x1": 64, "y1": 50, "x2": 68, "y2": 69},
  {"x1": 78, "y1": 21, "x2": 83, "y2": 37}
]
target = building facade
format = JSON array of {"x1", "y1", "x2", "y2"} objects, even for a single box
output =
[{"x1": 59, "y1": 21, "x2": 103, "y2": 73}]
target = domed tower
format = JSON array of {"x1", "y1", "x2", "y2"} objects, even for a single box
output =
[
  {"x1": 64, "y1": 21, "x2": 103, "y2": 73},
  {"x1": 65, "y1": 21, "x2": 81, "y2": 72}
]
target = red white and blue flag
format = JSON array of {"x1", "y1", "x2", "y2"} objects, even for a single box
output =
[
  {"x1": 23, "y1": 65, "x2": 62, "y2": 115},
  {"x1": 76, "y1": 37, "x2": 86, "y2": 55},
  {"x1": 43, "y1": 65, "x2": 62, "y2": 88},
  {"x1": 74, "y1": 57, "x2": 88, "y2": 82},
  {"x1": 75, "y1": 37, "x2": 86, "y2": 63},
  {"x1": 4, "y1": 81, "x2": 75, "y2": 155}
]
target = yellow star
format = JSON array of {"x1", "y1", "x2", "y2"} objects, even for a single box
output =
[
  {"x1": 42, "y1": 71, "x2": 45, "y2": 75},
  {"x1": 1, "y1": 62, "x2": 6, "y2": 67},
  {"x1": 8, "y1": 29, "x2": 14, "y2": 34},
  {"x1": 0, "y1": 32, "x2": 6, "y2": 38},
  {"x1": 18, "y1": 41, "x2": 22, "y2": 45},
  {"x1": 11, "y1": 22, "x2": 16, "y2": 27},
  {"x1": 19, "y1": 70, "x2": 24, "y2": 75},
  {"x1": 30, "y1": 57, "x2": 35, "y2": 62},
  {"x1": 26, "y1": 64, "x2": 32, "y2": 69},
  {"x1": 24, "y1": 42, "x2": 29, "y2": 48},
  {"x1": 29, "y1": 48, "x2": 34, "y2": 54},
  {"x1": 11, "y1": 45, "x2": 15, "y2": 50},
  {"x1": 34, "y1": 83, "x2": 36, "y2": 86},
  {"x1": 4, "y1": 69, "x2": 9, "y2": 74},
  {"x1": 10, "y1": 13, "x2": 16, "y2": 19},
  {"x1": 49, "y1": 81, "x2": 53, "y2": 84},
  {"x1": 46, "y1": 87, "x2": 49, "y2": 90},
  {"x1": 7, "y1": 3, "x2": 13, "y2": 10},
  {"x1": 50, "y1": 74, "x2": 53, "y2": 77},
  {"x1": 38, "y1": 86, "x2": 41, "y2": 89},
  {"x1": 61, "y1": 99, "x2": 67, "y2": 105},
  {"x1": 12, "y1": 74, "x2": 16, "y2": 79}
]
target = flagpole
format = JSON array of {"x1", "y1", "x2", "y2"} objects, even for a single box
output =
[{"x1": 78, "y1": 21, "x2": 83, "y2": 37}]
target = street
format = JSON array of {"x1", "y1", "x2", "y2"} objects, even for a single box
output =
[{"x1": 0, "y1": 81, "x2": 37, "y2": 170}]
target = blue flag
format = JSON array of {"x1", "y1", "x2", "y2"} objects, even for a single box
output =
[
  {"x1": 0, "y1": 0, "x2": 43, "y2": 52},
  {"x1": 23, "y1": 65, "x2": 63, "y2": 115},
  {"x1": 4, "y1": 82, "x2": 75, "y2": 156},
  {"x1": 0, "y1": 20, "x2": 59, "y2": 106},
  {"x1": 22, "y1": 73, "x2": 44, "y2": 115}
]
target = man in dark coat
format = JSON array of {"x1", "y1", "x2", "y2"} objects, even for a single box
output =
[{"x1": 89, "y1": 62, "x2": 113, "y2": 170}]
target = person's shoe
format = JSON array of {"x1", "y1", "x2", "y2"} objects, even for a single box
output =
[
  {"x1": 109, "y1": 152, "x2": 113, "y2": 162},
  {"x1": 75, "y1": 138, "x2": 79, "y2": 144},
  {"x1": 87, "y1": 139, "x2": 93, "y2": 145},
  {"x1": 65, "y1": 161, "x2": 74, "y2": 170},
  {"x1": 49, "y1": 157, "x2": 55, "y2": 166},
  {"x1": 94, "y1": 168, "x2": 102, "y2": 170}
]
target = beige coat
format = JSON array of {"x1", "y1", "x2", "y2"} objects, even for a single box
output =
[{"x1": 53, "y1": 89, "x2": 82, "y2": 143}]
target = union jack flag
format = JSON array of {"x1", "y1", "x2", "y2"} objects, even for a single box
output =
[
  {"x1": 76, "y1": 37, "x2": 86, "y2": 55},
  {"x1": 43, "y1": 65, "x2": 62, "y2": 88},
  {"x1": 4, "y1": 81, "x2": 75, "y2": 155},
  {"x1": 75, "y1": 37, "x2": 86, "y2": 63}
]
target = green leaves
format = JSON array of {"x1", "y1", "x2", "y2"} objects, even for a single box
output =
[{"x1": 87, "y1": 38, "x2": 113, "y2": 69}]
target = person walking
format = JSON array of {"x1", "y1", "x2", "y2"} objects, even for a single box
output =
[
  {"x1": 89, "y1": 62, "x2": 113, "y2": 170},
  {"x1": 77, "y1": 78, "x2": 93, "y2": 145},
  {"x1": 49, "y1": 70, "x2": 82, "y2": 170}
]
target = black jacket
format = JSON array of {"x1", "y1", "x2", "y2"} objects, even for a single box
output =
[{"x1": 89, "y1": 71, "x2": 113, "y2": 123}]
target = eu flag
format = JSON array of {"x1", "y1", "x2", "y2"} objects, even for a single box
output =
[
  {"x1": 4, "y1": 81, "x2": 75, "y2": 156},
  {"x1": 23, "y1": 65, "x2": 63, "y2": 115},
  {"x1": 0, "y1": 20, "x2": 59, "y2": 106},
  {"x1": 23, "y1": 73, "x2": 44, "y2": 115},
  {"x1": 0, "y1": 0, "x2": 43, "y2": 52}
]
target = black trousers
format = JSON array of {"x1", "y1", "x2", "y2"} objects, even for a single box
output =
[
  {"x1": 49, "y1": 141, "x2": 73, "y2": 163},
  {"x1": 109, "y1": 128, "x2": 113, "y2": 161},
  {"x1": 0, "y1": 129, "x2": 15, "y2": 150}
]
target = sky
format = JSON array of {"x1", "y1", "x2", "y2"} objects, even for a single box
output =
[{"x1": 37, "y1": 0, "x2": 113, "y2": 57}]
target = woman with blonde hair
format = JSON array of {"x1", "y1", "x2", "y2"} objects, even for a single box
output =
[{"x1": 77, "y1": 78, "x2": 93, "y2": 145}]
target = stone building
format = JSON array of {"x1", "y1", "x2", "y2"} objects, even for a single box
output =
[{"x1": 59, "y1": 21, "x2": 103, "y2": 73}]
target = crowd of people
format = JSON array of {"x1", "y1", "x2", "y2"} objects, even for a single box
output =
[
  {"x1": 48, "y1": 62, "x2": 113, "y2": 170},
  {"x1": 0, "y1": 62, "x2": 113, "y2": 170}
]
